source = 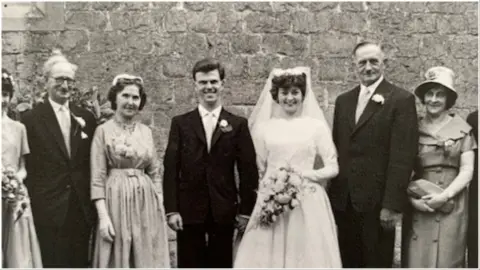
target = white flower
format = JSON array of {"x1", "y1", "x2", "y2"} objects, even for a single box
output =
[
  {"x1": 291, "y1": 199, "x2": 300, "y2": 208},
  {"x1": 276, "y1": 169, "x2": 288, "y2": 182},
  {"x1": 289, "y1": 173, "x2": 302, "y2": 186},
  {"x1": 371, "y1": 94, "x2": 385, "y2": 105},
  {"x1": 72, "y1": 115, "x2": 86, "y2": 128},
  {"x1": 219, "y1": 119, "x2": 228, "y2": 128},
  {"x1": 444, "y1": 139, "x2": 455, "y2": 147},
  {"x1": 81, "y1": 131, "x2": 88, "y2": 139}
]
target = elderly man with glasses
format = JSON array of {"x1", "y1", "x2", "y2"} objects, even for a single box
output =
[{"x1": 22, "y1": 49, "x2": 98, "y2": 268}]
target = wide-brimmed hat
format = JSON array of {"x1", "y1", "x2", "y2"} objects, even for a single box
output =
[{"x1": 414, "y1": 66, "x2": 458, "y2": 103}]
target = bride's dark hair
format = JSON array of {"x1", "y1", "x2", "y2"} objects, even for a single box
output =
[{"x1": 270, "y1": 73, "x2": 307, "y2": 103}]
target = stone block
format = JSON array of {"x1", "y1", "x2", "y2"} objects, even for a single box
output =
[
  {"x1": 427, "y1": 2, "x2": 474, "y2": 14},
  {"x1": 123, "y1": 2, "x2": 151, "y2": 10},
  {"x1": 218, "y1": 11, "x2": 242, "y2": 33},
  {"x1": 2, "y1": 32, "x2": 25, "y2": 54},
  {"x1": 245, "y1": 12, "x2": 290, "y2": 33},
  {"x1": 263, "y1": 34, "x2": 308, "y2": 57},
  {"x1": 90, "y1": 31, "x2": 126, "y2": 53},
  {"x1": 126, "y1": 32, "x2": 154, "y2": 54},
  {"x1": 231, "y1": 34, "x2": 261, "y2": 54},
  {"x1": 151, "y1": 34, "x2": 176, "y2": 56},
  {"x1": 418, "y1": 35, "x2": 449, "y2": 58},
  {"x1": 205, "y1": 35, "x2": 230, "y2": 57},
  {"x1": 91, "y1": 2, "x2": 121, "y2": 10},
  {"x1": 227, "y1": 78, "x2": 267, "y2": 105},
  {"x1": 447, "y1": 35, "x2": 478, "y2": 59},
  {"x1": 385, "y1": 57, "x2": 423, "y2": 90},
  {"x1": 187, "y1": 12, "x2": 218, "y2": 33},
  {"x1": 330, "y1": 12, "x2": 367, "y2": 34},
  {"x1": 65, "y1": 2, "x2": 90, "y2": 11},
  {"x1": 271, "y1": 2, "x2": 302, "y2": 12},
  {"x1": 405, "y1": 14, "x2": 437, "y2": 34},
  {"x1": 276, "y1": 57, "x2": 320, "y2": 78},
  {"x1": 164, "y1": 9, "x2": 187, "y2": 33},
  {"x1": 341, "y1": 2, "x2": 366, "y2": 12},
  {"x1": 311, "y1": 33, "x2": 356, "y2": 57},
  {"x1": 301, "y1": 2, "x2": 337, "y2": 12},
  {"x1": 65, "y1": 11, "x2": 107, "y2": 31},
  {"x1": 368, "y1": 12, "x2": 408, "y2": 36},
  {"x1": 436, "y1": 15, "x2": 467, "y2": 34},
  {"x1": 58, "y1": 30, "x2": 88, "y2": 53},
  {"x1": 317, "y1": 57, "x2": 353, "y2": 82},
  {"x1": 234, "y1": 2, "x2": 272, "y2": 12},
  {"x1": 2, "y1": 55, "x2": 16, "y2": 74},
  {"x1": 391, "y1": 35, "x2": 421, "y2": 58},
  {"x1": 221, "y1": 55, "x2": 247, "y2": 78},
  {"x1": 110, "y1": 11, "x2": 153, "y2": 31},
  {"x1": 291, "y1": 10, "x2": 330, "y2": 34},
  {"x1": 315, "y1": 81, "x2": 355, "y2": 105},
  {"x1": 247, "y1": 55, "x2": 281, "y2": 78},
  {"x1": 175, "y1": 33, "x2": 208, "y2": 58},
  {"x1": 162, "y1": 57, "x2": 189, "y2": 78},
  {"x1": 184, "y1": 2, "x2": 206, "y2": 11},
  {"x1": 466, "y1": 12, "x2": 478, "y2": 35}
]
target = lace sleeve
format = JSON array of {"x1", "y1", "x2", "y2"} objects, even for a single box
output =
[
  {"x1": 302, "y1": 121, "x2": 339, "y2": 183},
  {"x1": 252, "y1": 124, "x2": 268, "y2": 180}
]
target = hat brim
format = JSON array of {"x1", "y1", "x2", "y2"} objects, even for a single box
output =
[{"x1": 414, "y1": 81, "x2": 458, "y2": 101}]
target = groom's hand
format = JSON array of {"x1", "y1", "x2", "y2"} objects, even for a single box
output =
[
  {"x1": 167, "y1": 213, "x2": 183, "y2": 231},
  {"x1": 235, "y1": 215, "x2": 249, "y2": 233},
  {"x1": 380, "y1": 208, "x2": 401, "y2": 230}
]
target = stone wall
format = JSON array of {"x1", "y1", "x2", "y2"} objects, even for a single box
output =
[{"x1": 2, "y1": 1, "x2": 478, "y2": 267}]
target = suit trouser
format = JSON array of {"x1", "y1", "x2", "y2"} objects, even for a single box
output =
[
  {"x1": 333, "y1": 198, "x2": 396, "y2": 268},
  {"x1": 177, "y1": 210, "x2": 234, "y2": 268},
  {"x1": 36, "y1": 193, "x2": 91, "y2": 268}
]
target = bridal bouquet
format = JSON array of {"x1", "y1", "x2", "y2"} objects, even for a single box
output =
[
  {"x1": 256, "y1": 166, "x2": 303, "y2": 228},
  {"x1": 2, "y1": 166, "x2": 28, "y2": 221}
]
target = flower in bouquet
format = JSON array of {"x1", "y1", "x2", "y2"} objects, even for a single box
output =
[
  {"x1": 255, "y1": 166, "x2": 303, "y2": 228},
  {"x1": 2, "y1": 166, "x2": 28, "y2": 222}
]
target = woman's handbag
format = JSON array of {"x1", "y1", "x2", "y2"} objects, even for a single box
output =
[{"x1": 407, "y1": 179, "x2": 454, "y2": 214}]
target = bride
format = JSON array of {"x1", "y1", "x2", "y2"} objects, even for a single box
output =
[{"x1": 233, "y1": 67, "x2": 342, "y2": 268}]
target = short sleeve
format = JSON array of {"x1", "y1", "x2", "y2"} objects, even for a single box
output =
[
  {"x1": 461, "y1": 131, "x2": 478, "y2": 153},
  {"x1": 20, "y1": 123, "x2": 30, "y2": 156}
]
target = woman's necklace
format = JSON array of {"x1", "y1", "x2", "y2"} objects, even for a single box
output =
[{"x1": 114, "y1": 116, "x2": 136, "y2": 134}]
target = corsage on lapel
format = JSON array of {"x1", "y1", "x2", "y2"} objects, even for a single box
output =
[
  {"x1": 371, "y1": 94, "x2": 385, "y2": 105},
  {"x1": 71, "y1": 113, "x2": 88, "y2": 139},
  {"x1": 219, "y1": 119, "x2": 232, "y2": 133}
]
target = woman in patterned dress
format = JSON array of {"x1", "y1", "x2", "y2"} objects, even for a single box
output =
[
  {"x1": 402, "y1": 66, "x2": 477, "y2": 268},
  {"x1": 90, "y1": 74, "x2": 170, "y2": 268},
  {"x1": 2, "y1": 69, "x2": 43, "y2": 268}
]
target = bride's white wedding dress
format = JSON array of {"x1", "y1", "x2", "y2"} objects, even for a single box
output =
[{"x1": 234, "y1": 116, "x2": 342, "y2": 268}]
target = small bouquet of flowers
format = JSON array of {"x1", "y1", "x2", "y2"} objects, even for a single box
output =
[
  {"x1": 256, "y1": 166, "x2": 303, "y2": 228},
  {"x1": 2, "y1": 166, "x2": 28, "y2": 221}
]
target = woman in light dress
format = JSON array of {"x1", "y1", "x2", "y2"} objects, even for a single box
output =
[
  {"x1": 402, "y1": 66, "x2": 476, "y2": 268},
  {"x1": 1, "y1": 69, "x2": 43, "y2": 268},
  {"x1": 234, "y1": 67, "x2": 342, "y2": 268},
  {"x1": 90, "y1": 74, "x2": 170, "y2": 268}
]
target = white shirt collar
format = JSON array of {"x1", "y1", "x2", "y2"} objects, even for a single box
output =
[
  {"x1": 198, "y1": 105, "x2": 222, "y2": 118},
  {"x1": 360, "y1": 75, "x2": 384, "y2": 97},
  {"x1": 49, "y1": 98, "x2": 69, "y2": 113}
]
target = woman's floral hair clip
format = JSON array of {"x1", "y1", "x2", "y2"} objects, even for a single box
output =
[{"x1": 112, "y1": 74, "x2": 144, "y2": 86}]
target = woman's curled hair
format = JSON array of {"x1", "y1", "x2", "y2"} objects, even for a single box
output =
[
  {"x1": 270, "y1": 73, "x2": 307, "y2": 102},
  {"x1": 107, "y1": 80, "x2": 147, "y2": 111}
]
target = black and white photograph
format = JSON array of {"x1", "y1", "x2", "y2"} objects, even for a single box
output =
[{"x1": 1, "y1": 1, "x2": 478, "y2": 268}]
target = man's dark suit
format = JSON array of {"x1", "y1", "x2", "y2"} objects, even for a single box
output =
[
  {"x1": 330, "y1": 79, "x2": 419, "y2": 267},
  {"x1": 163, "y1": 108, "x2": 258, "y2": 268},
  {"x1": 22, "y1": 100, "x2": 97, "y2": 267},
  {"x1": 467, "y1": 110, "x2": 478, "y2": 268}
]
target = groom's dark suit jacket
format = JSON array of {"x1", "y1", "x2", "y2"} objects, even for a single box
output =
[
  {"x1": 330, "y1": 79, "x2": 419, "y2": 213},
  {"x1": 163, "y1": 108, "x2": 258, "y2": 224}
]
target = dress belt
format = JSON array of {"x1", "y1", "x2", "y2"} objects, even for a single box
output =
[{"x1": 109, "y1": 168, "x2": 145, "y2": 177}]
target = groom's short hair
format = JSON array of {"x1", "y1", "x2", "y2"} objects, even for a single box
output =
[{"x1": 192, "y1": 58, "x2": 225, "y2": 81}]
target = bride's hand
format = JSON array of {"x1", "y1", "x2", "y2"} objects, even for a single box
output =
[{"x1": 300, "y1": 170, "x2": 329, "y2": 187}]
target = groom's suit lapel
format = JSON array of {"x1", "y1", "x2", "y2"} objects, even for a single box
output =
[
  {"x1": 39, "y1": 101, "x2": 70, "y2": 161},
  {"x1": 351, "y1": 79, "x2": 392, "y2": 137}
]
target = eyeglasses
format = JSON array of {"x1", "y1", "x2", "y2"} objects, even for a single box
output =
[{"x1": 53, "y1": 76, "x2": 76, "y2": 86}]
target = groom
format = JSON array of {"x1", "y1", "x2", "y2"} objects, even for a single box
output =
[
  {"x1": 330, "y1": 41, "x2": 418, "y2": 267},
  {"x1": 163, "y1": 58, "x2": 259, "y2": 268}
]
